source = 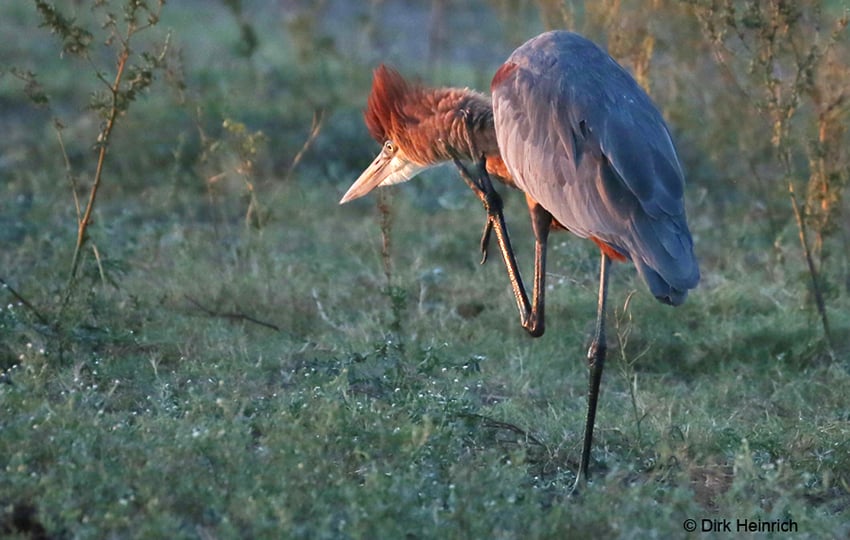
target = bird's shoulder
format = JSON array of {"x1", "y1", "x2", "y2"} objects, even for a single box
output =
[{"x1": 493, "y1": 32, "x2": 686, "y2": 220}]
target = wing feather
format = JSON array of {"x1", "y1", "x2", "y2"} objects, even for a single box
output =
[{"x1": 492, "y1": 31, "x2": 699, "y2": 303}]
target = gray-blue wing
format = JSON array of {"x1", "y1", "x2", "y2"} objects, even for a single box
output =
[{"x1": 492, "y1": 31, "x2": 699, "y2": 304}]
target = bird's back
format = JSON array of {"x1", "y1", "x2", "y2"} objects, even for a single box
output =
[{"x1": 491, "y1": 31, "x2": 699, "y2": 305}]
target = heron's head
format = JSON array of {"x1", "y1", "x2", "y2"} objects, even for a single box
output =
[
  {"x1": 339, "y1": 140, "x2": 431, "y2": 204},
  {"x1": 340, "y1": 65, "x2": 496, "y2": 204}
]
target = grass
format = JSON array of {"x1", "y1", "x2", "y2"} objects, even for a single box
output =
[
  {"x1": 3, "y1": 178, "x2": 849, "y2": 538},
  {"x1": 2, "y1": 1, "x2": 850, "y2": 538}
]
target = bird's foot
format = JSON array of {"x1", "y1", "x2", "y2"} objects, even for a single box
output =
[
  {"x1": 451, "y1": 151, "x2": 504, "y2": 265},
  {"x1": 479, "y1": 218, "x2": 493, "y2": 264},
  {"x1": 472, "y1": 155, "x2": 502, "y2": 265}
]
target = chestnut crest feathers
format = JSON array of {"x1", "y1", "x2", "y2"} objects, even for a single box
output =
[
  {"x1": 364, "y1": 65, "x2": 422, "y2": 145},
  {"x1": 363, "y1": 65, "x2": 500, "y2": 167},
  {"x1": 340, "y1": 64, "x2": 504, "y2": 205}
]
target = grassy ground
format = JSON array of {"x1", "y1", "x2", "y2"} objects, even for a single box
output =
[{"x1": 2, "y1": 1, "x2": 850, "y2": 539}]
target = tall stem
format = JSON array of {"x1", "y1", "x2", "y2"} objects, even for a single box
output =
[
  {"x1": 63, "y1": 47, "x2": 130, "y2": 304},
  {"x1": 788, "y1": 181, "x2": 836, "y2": 360}
]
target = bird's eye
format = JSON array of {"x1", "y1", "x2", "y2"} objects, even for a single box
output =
[{"x1": 383, "y1": 140, "x2": 395, "y2": 154}]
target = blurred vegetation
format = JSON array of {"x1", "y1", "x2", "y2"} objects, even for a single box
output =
[
  {"x1": 690, "y1": 0, "x2": 849, "y2": 356},
  {"x1": 1, "y1": 0, "x2": 849, "y2": 538}
]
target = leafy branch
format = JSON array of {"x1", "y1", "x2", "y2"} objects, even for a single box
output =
[{"x1": 31, "y1": 0, "x2": 170, "y2": 305}]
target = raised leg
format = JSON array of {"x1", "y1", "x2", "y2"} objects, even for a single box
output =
[
  {"x1": 572, "y1": 251, "x2": 611, "y2": 492},
  {"x1": 451, "y1": 147, "x2": 613, "y2": 487},
  {"x1": 450, "y1": 154, "x2": 547, "y2": 337}
]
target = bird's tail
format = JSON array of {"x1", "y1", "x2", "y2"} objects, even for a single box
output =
[{"x1": 633, "y1": 256, "x2": 698, "y2": 307}]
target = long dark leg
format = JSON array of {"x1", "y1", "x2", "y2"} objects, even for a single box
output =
[
  {"x1": 450, "y1": 155, "x2": 547, "y2": 336},
  {"x1": 451, "y1": 151, "x2": 621, "y2": 486},
  {"x1": 572, "y1": 251, "x2": 611, "y2": 492}
]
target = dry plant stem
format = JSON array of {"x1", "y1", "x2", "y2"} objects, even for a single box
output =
[
  {"x1": 458, "y1": 412, "x2": 546, "y2": 448},
  {"x1": 615, "y1": 291, "x2": 649, "y2": 448},
  {"x1": 0, "y1": 277, "x2": 48, "y2": 326},
  {"x1": 284, "y1": 109, "x2": 325, "y2": 183},
  {"x1": 377, "y1": 189, "x2": 394, "y2": 292},
  {"x1": 376, "y1": 189, "x2": 406, "y2": 341},
  {"x1": 311, "y1": 288, "x2": 344, "y2": 331},
  {"x1": 65, "y1": 48, "x2": 130, "y2": 298},
  {"x1": 91, "y1": 243, "x2": 108, "y2": 287},
  {"x1": 242, "y1": 173, "x2": 259, "y2": 229},
  {"x1": 54, "y1": 121, "x2": 82, "y2": 219},
  {"x1": 777, "y1": 115, "x2": 835, "y2": 359},
  {"x1": 783, "y1": 148, "x2": 835, "y2": 359},
  {"x1": 788, "y1": 182, "x2": 835, "y2": 360},
  {"x1": 184, "y1": 295, "x2": 280, "y2": 332}
]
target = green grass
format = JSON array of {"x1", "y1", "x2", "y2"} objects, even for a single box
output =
[
  {"x1": 2, "y1": 1, "x2": 850, "y2": 538},
  {"x1": 3, "y1": 179, "x2": 848, "y2": 538}
]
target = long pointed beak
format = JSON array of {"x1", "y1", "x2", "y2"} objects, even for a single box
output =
[{"x1": 340, "y1": 151, "x2": 428, "y2": 204}]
